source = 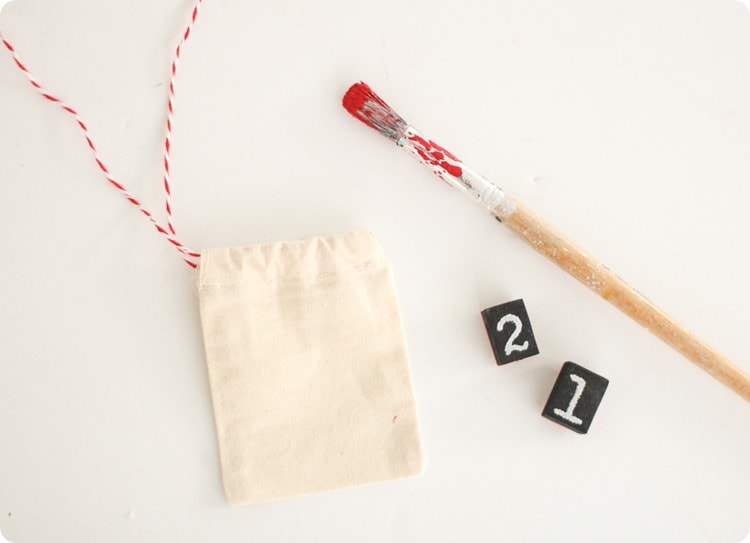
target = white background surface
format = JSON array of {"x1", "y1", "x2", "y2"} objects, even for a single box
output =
[{"x1": 1, "y1": 0, "x2": 749, "y2": 541}]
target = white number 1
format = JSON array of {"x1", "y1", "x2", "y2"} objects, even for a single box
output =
[{"x1": 553, "y1": 374, "x2": 586, "y2": 425}]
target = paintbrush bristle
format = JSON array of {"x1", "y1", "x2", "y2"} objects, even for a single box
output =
[{"x1": 342, "y1": 82, "x2": 407, "y2": 142}]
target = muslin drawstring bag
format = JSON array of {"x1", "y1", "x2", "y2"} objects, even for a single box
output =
[
  {"x1": 1, "y1": 2, "x2": 423, "y2": 505},
  {"x1": 198, "y1": 230, "x2": 423, "y2": 504}
]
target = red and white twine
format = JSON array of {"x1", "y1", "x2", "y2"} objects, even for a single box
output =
[
  {"x1": 163, "y1": 0, "x2": 202, "y2": 238},
  {"x1": 0, "y1": 0, "x2": 204, "y2": 268}
]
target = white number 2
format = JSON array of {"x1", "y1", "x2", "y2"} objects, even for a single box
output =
[
  {"x1": 553, "y1": 374, "x2": 586, "y2": 425},
  {"x1": 497, "y1": 314, "x2": 529, "y2": 356}
]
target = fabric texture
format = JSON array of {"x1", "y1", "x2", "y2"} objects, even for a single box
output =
[{"x1": 197, "y1": 230, "x2": 423, "y2": 504}]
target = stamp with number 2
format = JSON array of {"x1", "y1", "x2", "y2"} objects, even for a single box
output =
[{"x1": 481, "y1": 299, "x2": 540, "y2": 365}]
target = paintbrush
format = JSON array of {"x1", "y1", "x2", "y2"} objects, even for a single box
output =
[{"x1": 342, "y1": 81, "x2": 750, "y2": 403}]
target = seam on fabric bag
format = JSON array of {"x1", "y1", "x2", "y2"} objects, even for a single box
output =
[
  {"x1": 200, "y1": 258, "x2": 387, "y2": 288},
  {"x1": 197, "y1": 250, "x2": 212, "y2": 289}
]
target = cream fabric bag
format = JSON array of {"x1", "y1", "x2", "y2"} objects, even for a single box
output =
[{"x1": 197, "y1": 230, "x2": 424, "y2": 504}]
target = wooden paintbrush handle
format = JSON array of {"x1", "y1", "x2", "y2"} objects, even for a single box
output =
[{"x1": 493, "y1": 196, "x2": 750, "y2": 403}]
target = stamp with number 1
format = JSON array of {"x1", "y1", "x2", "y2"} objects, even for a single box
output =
[
  {"x1": 542, "y1": 362, "x2": 609, "y2": 434},
  {"x1": 481, "y1": 299, "x2": 540, "y2": 365}
]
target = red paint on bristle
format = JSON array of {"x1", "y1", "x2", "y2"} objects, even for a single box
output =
[
  {"x1": 342, "y1": 81, "x2": 406, "y2": 141},
  {"x1": 343, "y1": 81, "x2": 395, "y2": 131},
  {"x1": 342, "y1": 82, "x2": 377, "y2": 120}
]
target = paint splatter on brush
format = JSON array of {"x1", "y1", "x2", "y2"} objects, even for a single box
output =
[{"x1": 407, "y1": 133, "x2": 463, "y2": 178}]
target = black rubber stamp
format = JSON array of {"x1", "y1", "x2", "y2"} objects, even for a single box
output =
[
  {"x1": 542, "y1": 361, "x2": 609, "y2": 434},
  {"x1": 481, "y1": 299, "x2": 540, "y2": 365}
]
